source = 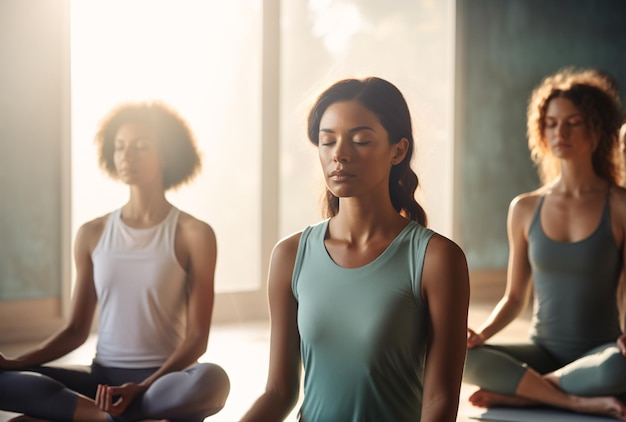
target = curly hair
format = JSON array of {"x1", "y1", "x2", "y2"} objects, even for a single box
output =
[
  {"x1": 527, "y1": 68, "x2": 624, "y2": 185},
  {"x1": 307, "y1": 77, "x2": 427, "y2": 226},
  {"x1": 94, "y1": 101, "x2": 202, "y2": 191}
]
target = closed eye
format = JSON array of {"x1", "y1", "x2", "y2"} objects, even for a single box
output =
[
  {"x1": 319, "y1": 134, "x2": 336, "y2": 146},
  {"x1": 567, "y1": 117, "x2": 584, "y2": 126}
]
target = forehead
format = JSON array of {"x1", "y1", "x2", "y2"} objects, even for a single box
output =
[
  {"x1": 545, "y1": 96, "x2": 581, "y2": 117},
  {"x1": 319, "y1": 100, "x2": 382, "y2": 129},
  {"x1": 114, "y1": 122, "x2": 157, "y2": 141}
]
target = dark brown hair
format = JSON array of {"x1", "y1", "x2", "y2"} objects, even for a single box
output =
[
  {"x1": 307, "y1": 77, "x2": 427, "y2": 225},
  {"x1": 94, "y1": 101, "x2": 202, "y2": 190}
]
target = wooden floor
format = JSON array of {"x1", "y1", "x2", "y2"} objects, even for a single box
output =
[{"x1": 0, "y1": 301, "x2": 531, "y2": 422}]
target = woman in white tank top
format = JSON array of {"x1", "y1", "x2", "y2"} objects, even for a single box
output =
[{"x1": 0, "y1": 102, "x2": 230, "y2": 421}]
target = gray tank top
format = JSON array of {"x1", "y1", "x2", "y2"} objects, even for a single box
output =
[{"x1": 528, "y1": 189, "x2": 622, "y2": 362}]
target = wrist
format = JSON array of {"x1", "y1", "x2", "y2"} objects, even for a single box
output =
[
  {"x1": 137, "y1": 382, "x2": 151, "y2": 392},
  {"x1": 475, "y1": 330, "x2": 489, "y2": 342}
]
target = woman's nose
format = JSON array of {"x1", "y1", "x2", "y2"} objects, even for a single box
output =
[
  {"x1": 555, "y1": 121, "x2": 568, "y2": 137},
  {"x1": 121, "y1": 145, "x2": 137, "y2": 160},
  {"x1": 333, "y1": 139, "x2": 350, "y2": 163}
]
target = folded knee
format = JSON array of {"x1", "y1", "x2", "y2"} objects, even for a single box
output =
[
  {"x1": 596, "y1": 351, "x2": 626, "y2": 393},
  {"x1": 197, "y1": 363, "x2": 230, "y2": 410},
  {"x1": 463, "y1": 347, "x2": 527, "y2": 396},
  {"x1": 464, "y1": 347, "x2": 492, "y2": 385},
  {"x1": 561, "y1": 347, "x2": 626, "y2": 396}
]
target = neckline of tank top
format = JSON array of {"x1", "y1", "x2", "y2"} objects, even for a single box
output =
[{"x1": 117, "y1": 206, "x2": 176, "y2": 231}]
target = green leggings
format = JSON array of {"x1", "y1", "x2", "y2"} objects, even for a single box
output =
[{"x1": 464, "y1": 341, "x2": 626, "y2": 397}]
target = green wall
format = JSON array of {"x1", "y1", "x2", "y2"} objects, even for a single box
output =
[
  {"x1": 0, "y1": 1, "x2": 69, "y2": 300},
  {"x1": 455, "y1": 0, "x2": 626, "y2": 269}
]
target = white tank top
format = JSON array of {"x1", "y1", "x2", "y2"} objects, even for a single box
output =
[{"x1": 92, "y1": 207, "x2": 187, "y2": 368}]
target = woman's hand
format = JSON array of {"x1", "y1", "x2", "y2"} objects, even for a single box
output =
[
  {"x1": 617, "y1": 334, "x2": 626, "y2": 357},
  {"x1": 96, "y1": 382, "x2": 148, "y2": 416},
  {"x1": 467, "y1": 328, "x2": 486, "y2": 349}
]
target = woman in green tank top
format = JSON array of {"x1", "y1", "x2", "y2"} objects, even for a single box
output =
[
  {"x1": 464, "y1": 68, "x2": 626, "y2": 420},
  {"x1": 241, "y1": 77, "x2": 470, "y2": 422}
]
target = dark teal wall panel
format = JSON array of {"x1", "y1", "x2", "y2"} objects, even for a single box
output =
[{"x1": 456, "y1": 0, "x2": 626, "y2": 269}]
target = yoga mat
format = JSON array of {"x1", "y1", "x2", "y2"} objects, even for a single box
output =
[{"x1": 468, "y1": 407, "x2": 619, "y2": 422}]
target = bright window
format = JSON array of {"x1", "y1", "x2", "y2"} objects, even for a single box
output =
[
  {"x1": 71, "y1": 0, "x2": 262, "y2": 293},
  {"x1": 71, "y1": 0, "x2": 456, "y2": 299},
  {"x1": 280, "y1": 0, "x2": 456, "y2": 237}
]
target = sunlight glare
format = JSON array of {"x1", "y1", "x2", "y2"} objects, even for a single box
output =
[{"x1": 71, "y1": 0, "x2": 262, "y2": 292}]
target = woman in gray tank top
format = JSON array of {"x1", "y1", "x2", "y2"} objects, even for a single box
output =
[
  {"x1": 0, "y1": 102, "x2": 230, "y2": 421},
  {"x1": 464, "y1": 68, "x2": 626, "y2": 419}
]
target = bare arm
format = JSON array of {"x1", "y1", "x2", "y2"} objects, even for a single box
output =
[
  {"x1": 240, "y1": 234, "x2": 302, "y2": 422},
  {"x1": 468, "y1": 195, "x2": 535, "y2": 347},
  {"x1": 419, "y1": 234, "x2": 469, "y2": 422},
  {"x1": 0, "y1": 220, "x2": 101, "y2": 369},
  {"x1": 617, "y1": 249, "x2": 626, "y2": 356},
  {"x1": 611, "y1": 187, "x2": 626, "y2": 354}
]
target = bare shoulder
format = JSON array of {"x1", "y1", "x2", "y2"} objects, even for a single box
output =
[
  {"x1": 177, "y1": 210, "x2": 216, "y2": 242},
  {"x1": 506, "y1": 189, "x2": 543, "y2": 235},
  {"x1": 423, "y1": 233, "x2": 467, "y2": 272},
  {"x1": 76, "y1": 214, "x2": 110, "y2": 253},
  {"x1": 509, "y1": 189, "x2": 542, "y2": 216},
  {"x1": 421, "y1": 232, "x2": 469, "y2": 297},
  {"x1": 271, "y1": 231, "x2": 303, "y2": 264},
  {"x1": 264, "y1": 231, "x2": 304, "y2": 300}
]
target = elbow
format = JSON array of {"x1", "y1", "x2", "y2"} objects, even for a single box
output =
[
  {"x1": 283, "y1": 387, "x2": 300, "y2": 411},
  {"x1": 421, "y1": 396, "x2": 459, "y2": 422},
  {"x1": 270, "y1": 382, "x2": 300, "y2": 412},
  {"x1": 195, "y1": 341, "x2": 208, "y2": 359},
  {"x1": 502, "y1": 293, "x2": 527, "y2": 312},
  {"x1": 64, "y1": 322, "x2": 91, "y2": 347},
  {"x1": 189, "y1": 333, "x2": 209, "y2": 360}
]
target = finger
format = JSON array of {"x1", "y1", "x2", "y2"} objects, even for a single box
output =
[
  {"x1": 107, "y1": 386, "x2": 120, "y2": 395},
  {"x1": 105, "y1": 386, "x2": 112, "y2": 412},
  {"x1": 113, "y1": 394, "x2": 124, "y2": 406},
  {"x1": 96, "y1": 384, "x2": 104, "y2": 408},
  {"x1": 110, "y1": 397, "x2": 128, "y2": 416},
  {"x1": 99, "y1": 385, "x2": 110, "y2": 411}
]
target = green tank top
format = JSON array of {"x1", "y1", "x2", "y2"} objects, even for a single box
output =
[
  {"x1": 292, "y1": 219, "x2": 434, "y2": 421},
  {"x1": 528, "y1": 191, "x2": 622, "y2": 362}
]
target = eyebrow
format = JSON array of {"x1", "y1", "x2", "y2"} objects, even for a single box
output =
[
  {"x1": 319, "y1": 125, "x2": 375, "y2": 134},
  {"x1": 545, "y1": 112, "x2": 583, "y2": 119},
  {"x1": 114, "y1": 136, "x2": 147, "y2": 143}
]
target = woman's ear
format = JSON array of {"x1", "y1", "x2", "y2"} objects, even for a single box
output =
[{"x1": 392, "y1": 138, "x2": 410, "y2": 165}]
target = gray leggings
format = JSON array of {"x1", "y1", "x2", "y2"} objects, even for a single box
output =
[
  {"x1": 0, "y1": 361, "x2": 230, "y2": 422},
  {"x1": 464, "y1": 341, "x2": 626, "y2": 397}
]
